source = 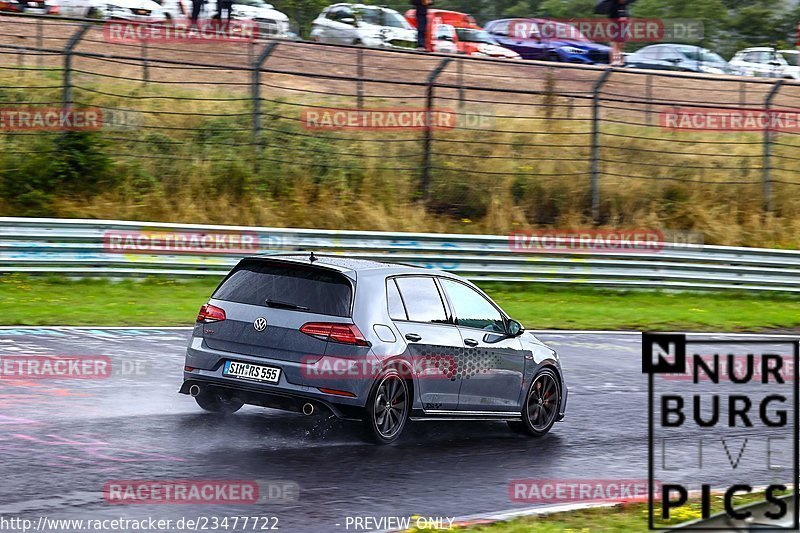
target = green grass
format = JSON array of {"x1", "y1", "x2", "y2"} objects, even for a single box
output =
[
  {"x1": 445, "y1": 490, "x2": 793, "y2": 532},
  {"x1": 5, "y1": 274, "x2": 800, "y2": 330}
]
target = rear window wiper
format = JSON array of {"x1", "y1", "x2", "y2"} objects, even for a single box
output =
[{"x1": 265, "y1": 298, "x2": 310, "y2": 311}]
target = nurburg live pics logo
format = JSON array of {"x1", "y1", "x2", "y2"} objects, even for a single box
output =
[{"x1": 643, "y1": 333, "x2": 799, "y2": 530}]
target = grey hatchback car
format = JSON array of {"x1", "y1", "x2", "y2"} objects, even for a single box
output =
[{"x1": 180, "y1": 254, "x2": 567, "y2": 444}]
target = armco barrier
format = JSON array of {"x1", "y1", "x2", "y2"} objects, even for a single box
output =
[{"x1": 2, "y1": 218, "x2": 800, "y2": 292}]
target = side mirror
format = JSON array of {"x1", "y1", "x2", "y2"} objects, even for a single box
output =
[
  {"x1": 769, "y1": 60, "x2": 782, "y2": 66},
  {"x1": 507, "y1": 319, "x2": 524, "y2": 337}
]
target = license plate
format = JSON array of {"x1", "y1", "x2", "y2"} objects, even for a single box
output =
[{"x1": 224, "y1": 360, "x2": 281, "y2": 383}]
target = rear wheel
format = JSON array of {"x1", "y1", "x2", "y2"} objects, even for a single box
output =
[
  {"x1": 508, "y1": 368, "x2": 560, "y2": 436},
  {"x1": 362, "y1": 369, "x2": 409, "y2": 444},
  {"x1": 195, "y1": 389, "x2": 244, "y2": 414}
]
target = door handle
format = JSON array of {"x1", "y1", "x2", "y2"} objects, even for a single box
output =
[
  {"x1": 405, "y1": 333, "x2": 422, "y2": 342},
  {"x1": 464, "y1": 338, "x2": 479, "y2": 347}
]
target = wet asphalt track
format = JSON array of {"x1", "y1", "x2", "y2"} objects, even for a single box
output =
[{"x1": 0, "y1": 328, "x2": 796, "y2": 532}]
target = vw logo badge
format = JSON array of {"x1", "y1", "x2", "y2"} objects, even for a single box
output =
[{"x1": 253, "y1": 317, "x2": 268, "y2": 332}]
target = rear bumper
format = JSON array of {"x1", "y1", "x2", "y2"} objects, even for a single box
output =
[
  {"x1": 180, "y1": 376, "x2": 364, "y2": 420},
  {"x1": 182, "y1": 334, "x2": 374, "y2": 418}
]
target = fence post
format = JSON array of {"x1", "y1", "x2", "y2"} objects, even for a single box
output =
[
  {"x1": 251, "y1": 41, "x2": 278, "y2": 172},
  {"x1": 457, "y1": 58, "x2": 465, "y2": 110},
  {"x1": 591, "y1": 68, "x2": 613, "y2": 223},
  {"x1": 63, "y1": 22, "x2": 91, "y2": 109},
  {"x1": 36, "y1": 18, "x2": 43, "y2": 68},
  {"x1": 645, "y1": 74, "x2": 652, "y2": 126},
  {"x1": 356, "y1": 47, "x2": 364, "y2": 110},
  {"x1": 739, "y1": 81, "x2": 746, "y2": 108},
  {"x1": 141, "y1": 36, "x2": 149, "y2": 84},
  {"x1": 763, "y1": 79, "x2": 784, "y2": 214},
  {"x1": 421, "y1": 57, "x2": 452, "y2": 200}
]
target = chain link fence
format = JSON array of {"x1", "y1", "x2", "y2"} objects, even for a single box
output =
[{"x1": 1, "y1": 13, "x2": 799, "y2": 230}]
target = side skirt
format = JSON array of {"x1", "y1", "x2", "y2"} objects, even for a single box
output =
[{"x1": 410, "y1": 409, "x2": 522, "y2": 422}]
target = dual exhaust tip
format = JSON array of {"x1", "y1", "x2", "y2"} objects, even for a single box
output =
[{"x1": 189, "y1": 384, "x2": 315, "y2": 416}]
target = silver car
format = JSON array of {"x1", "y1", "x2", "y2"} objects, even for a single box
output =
[
  {"x1": 180, "y1": 254, "x2": 567, "y2": 444},
  {"x1": 309, "y1": 3, "x2": 416, "y2": 49}
]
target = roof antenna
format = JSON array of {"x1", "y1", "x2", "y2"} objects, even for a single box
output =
[{"x1": 309, "y1": 251, "x2": 318, "y2": 264}]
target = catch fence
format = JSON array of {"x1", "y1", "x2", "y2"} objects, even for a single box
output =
[{"x1": 0, "y1": 13, "x2": 799, "y2": 224}]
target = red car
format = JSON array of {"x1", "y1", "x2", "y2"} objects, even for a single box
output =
[{"x1": 405, "y1": 8, "x2": 520, "y2": 59}]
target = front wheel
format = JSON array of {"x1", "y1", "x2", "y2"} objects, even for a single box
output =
[
  {"x1": 362, "y1": 369, "x2": 410, "y2": 444},
  {"x1": 194, "y1": 389, "x2": 244, "y2": 414},
  {"x1": 508, "y1": 368, "x2": 561, "y2": 436}
]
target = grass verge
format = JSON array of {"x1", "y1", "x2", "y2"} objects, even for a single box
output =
[
  {"x1": 6, "y1": 275, "x2": 800, "y2": 330},
  {"x1": 450, "y1": 489, "x2": 793, "y2": 532}
]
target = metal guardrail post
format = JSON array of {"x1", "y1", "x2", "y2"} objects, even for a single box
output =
[
  {"x1": 356, "y1": 47, "x2": 364, "y2": 110},
  {"x1": 421, "y1": 57, "x2": 452, "y2": 200},
  {"x1": 591, "y1": 68, "x2": 613, "y2": 223},
  {"x1": 251, "y1": 41, "x2": 278, "y2": 172},
  {"x1": 763, "y1": 79, "x2": 784, "y2": 214},
  {"x1": 63, "y1": 22, "x2": 91, "y2": 109}
]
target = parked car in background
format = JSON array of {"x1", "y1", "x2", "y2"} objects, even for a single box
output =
[
  {"x1": 0, "y1": 0, "x2": 56, "y2": 14},
  {"x1": 485, "y1": 18, "x2": 610, "y2": 64},
  {"x1": 626, "y1": 44, "x2": 743, "y2": 75},
  {"x1": 156, "y1": 0, "x2": 291, "y2": 37},
  {"x1": 729, "y1": 47, "x2": 800, "y2": 80},
  {"x1": 405, "y1": 9, "x2": 520, "y2": 59},
  {"x1": 431, "y1": 24, "x2": 520, "y2": 59},
  {"x1": 58, "y1": 0, "x2": 164, "y2": 19},
  {"x1": 404, "y1": 7, "x2": 477, "y2": 32},
  {"x1": 310, "y1": 3, "x2": 416, "y2": 49}
]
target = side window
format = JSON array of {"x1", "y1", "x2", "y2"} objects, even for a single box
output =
[
  {"x1": 640, "y1": 47, "x2": 658, "y2": 60},
  {"x1": 386, "y1": 279, "x2": 407, "y2": 321},
  {"x1": 655, "y1": 47, "x2": 676, "y2": 60},
  {"x1": 394, "y1": 277, "x2": 448, "y2": 324},
  {"x1": 490, "y1": 20, "x2": 509, "y2": 36},
  {"x1": 440, "y1": 279, "x2": 505, "y2": 333}
]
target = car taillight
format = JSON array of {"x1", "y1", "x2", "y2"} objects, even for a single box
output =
[
  {"x1": 300, "y1": 322, "x2": 369, "y2": 346},
  {"x1": 197, "y1": 304, "x2": 225, "y2": 323}
]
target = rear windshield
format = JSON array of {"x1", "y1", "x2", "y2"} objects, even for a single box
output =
[{"x1": 213, "y1": 260, "x2": 353, "y2": 317}]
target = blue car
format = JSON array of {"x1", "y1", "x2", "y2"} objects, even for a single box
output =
[{"x1": 485, "y1": 18, "x2": 610, "y2": 64}]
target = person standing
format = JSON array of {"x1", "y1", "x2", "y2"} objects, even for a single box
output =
[
  {"x1": 190, "y1": 0, "x2": 203, "y2": 28},
  {"x1": 215, "y1": 0, "x2": 232, "y2": 21},
  {"x1": 411, "y1": 0, "x2": 431, "y2": 51},
  {"x1": 608, "y1": 0, "x2": 628, "y2": 66}
]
